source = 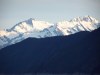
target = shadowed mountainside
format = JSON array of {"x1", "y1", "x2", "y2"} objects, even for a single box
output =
[{"x1": 0, "y1": 28, "x2": 100, "y2": 74}]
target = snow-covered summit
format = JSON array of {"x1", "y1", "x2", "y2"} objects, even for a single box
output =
[
  {"x1": 0, "y1": 16, "x2": 100, "y2": 49},
  {"x1": 70, "y1": 15, "x2": 98, "y2": 22}
]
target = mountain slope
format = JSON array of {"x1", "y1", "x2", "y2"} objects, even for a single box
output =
[
  {"x1": 0, "y1": 16, "x2": 100, "y2": 49},
  {"x1": 0, "y1": 27, "x2": 100, "y2": 74}
]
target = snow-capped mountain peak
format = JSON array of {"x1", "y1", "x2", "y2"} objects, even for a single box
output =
[
  {"x1": 70, "y1": 15, "x2": 98, "y2": 23},
  {"x1": 11, "y1": 18, "x2": 53, "y2": 34},
  {"x1": 0, "y1": 16, "x2": 100, "y2": 49}
]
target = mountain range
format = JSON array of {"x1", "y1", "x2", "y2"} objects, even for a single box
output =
[{"x1": 0, "y1": 16, "x2": 100, "y2": 49}]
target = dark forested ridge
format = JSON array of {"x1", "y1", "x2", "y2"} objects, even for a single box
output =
[{"x1": 0, "y1": 28, "x2": 100, "y2": 74}]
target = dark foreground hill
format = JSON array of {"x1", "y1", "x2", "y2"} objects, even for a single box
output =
[{"x1": 0, "y1": 28, "x2": 100, "y2": 74}]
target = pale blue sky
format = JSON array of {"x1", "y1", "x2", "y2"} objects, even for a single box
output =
[{"x1": 0, "y1": 0, "x2": 100, "y2": 29}]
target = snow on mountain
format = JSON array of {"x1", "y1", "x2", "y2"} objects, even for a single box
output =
[
  {"x1": 0, "y1": 16, "x2": 100, "y2": 49},
  {"x1": 57, "y1": 16, "x2": 99, "y2": 35}
]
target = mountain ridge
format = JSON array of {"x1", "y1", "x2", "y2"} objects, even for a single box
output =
[{"x1": 0, "y1": 16, "x2": 100, "y2": 49}]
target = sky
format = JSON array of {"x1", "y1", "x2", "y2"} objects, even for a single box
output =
[{"x1": 0, "y1": 0, "x2": 100, "y2": 29}]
